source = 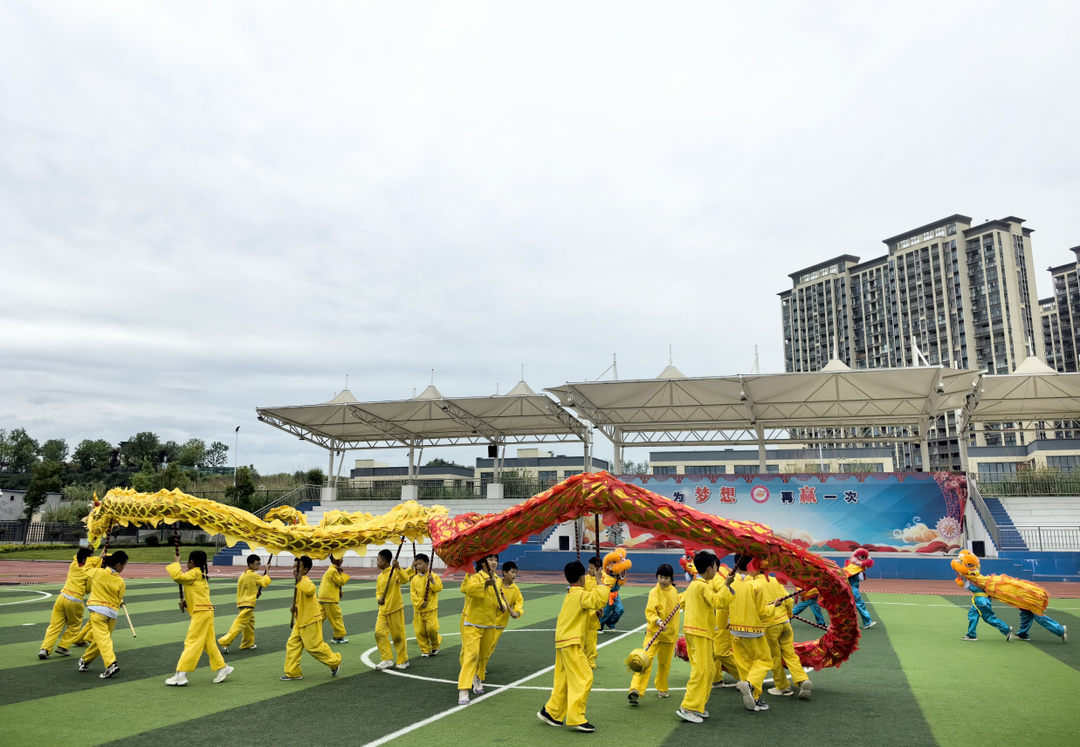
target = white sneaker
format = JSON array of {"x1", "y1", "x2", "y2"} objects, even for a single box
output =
[
  {"x1": 864, "y1": 621, "x2": 877, "y2": 629},
  {"x1": 472, "y1": 675, "x2": 485, "y2": 694},
  {"x1": 375, "y1": 660, "x2": 394, "y2": 671},
  {"x1": 458, "y1": 690, "x2": 470, "y2": 706},
  {"x1": 395, "y1": 661, "x2": 410, "y2": 670},
  {"x1": 768, "y1": 687, "x2": 794, "y2": 696},
  {"x1": 166, "y1": 672, "x2": 188, "y2": 687},
  {"x1": 798, "y1": 680, "x2": 813, "y2": 700},
  {"x1": 1062, "y1": 625, "x2": 1068, "y2": 643},
  {"x1": 213, "y1": 665, "x2": 234, "y2": 683},
  {"x1": 656, "y1": 691, "x2": 669, "y2": 698},
  {"x1": 421, "y1": 653, "x2": 430, "y2": 657},
  {"x1": 676, "y1": 708, "x2": 703, "y2": 724},
  {"x1": 736, "y1": 681, "x2": 756, "y2": 711}
]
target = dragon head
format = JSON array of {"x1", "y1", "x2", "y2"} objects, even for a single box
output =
[{"x1": 951, "y1": 549, "x2": 981, "y2": 583}]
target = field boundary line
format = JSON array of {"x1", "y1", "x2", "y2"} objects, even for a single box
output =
[{"x1": 0, "y1": 590, "x2": 52, "y2": 606}]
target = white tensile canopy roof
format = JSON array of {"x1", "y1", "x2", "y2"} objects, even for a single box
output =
[
  {"x1": 545, "y1": 360, "x2": 981, "y2": 453},
  {"x1": 256, "y1": 381, "x2": 588, "y2": 452},
  {"x1": 962, "y1": 357, "x2": 1080, "y2": 427}
]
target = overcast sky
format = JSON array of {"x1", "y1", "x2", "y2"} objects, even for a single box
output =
[{"x1": 3, "y1": 1, "x2": 1078, "y2": 474}]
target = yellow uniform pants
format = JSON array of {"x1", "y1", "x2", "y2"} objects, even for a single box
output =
[
  {"x1": 477, "y1": 627, "x2": 504, "y2": 680},
  {"x1": 321, "y1": 602, "x2": 347, "y2": 639},
  {"x1": 679, "y1": 633, "x2": 714, "y2": 713},
  {"x1": 766, "y1": 623, "x2": 808, "y2": 690},
  {"x1": 217, "y1": 607, "x2": 256, "y2": 649},
  {"x1": 544, "y1": 645, "x2": 594, "y2": 727},
  {"x1": 584, "y1": 624, "x2": 599, "y2": 669},
  {"x1": 375, "y1": 609, "x2": 408, "y2": 665},
  {"x1": 177, "y1": 611, "x2": 226, "y2": 673},
  {"x1": 629, "y1": 638, "x2": 675, "y2": 695},
  {"x1": 284, "y1": 621, "x2": 341, "y2": 677},
  {"x1": 457, "y1": 624, "x2": 498, "y2": 688},
  {"x1": 41, "y1": 597, "x2": 84, "y2": 653},
  {"x1": 414, "y1": 609, "x2": 442, "y2": 654},
  {"x1": 83, "y1": 613, "x2": 117, "y2": 667},
  {"x1": 712, "y1": 628, "x2": 738, "y2": 683},
  {"x1": 72, "y1": 619, "x2": 92, "y2": 645},
  {"x1": 732, "y1": 634, "x2": 772, "y2": 699}
]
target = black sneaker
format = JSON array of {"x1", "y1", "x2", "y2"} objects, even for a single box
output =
[
  {"x1": 1016, "y1": 634, "x2": 1031, "y2": 641},
  {"x1": 571, "y1": 722, "x2": 596, "y2": 733},
  {"x1": 754, "y1": 699, "x2": 770, "y2": 711},
  {"x1": 280, "y1": 674, "x2": 303, "y2": 681},
  {"x1": 1006, "y1": 627, "x2": 1013, "y2": 642},
  {"x1": 100, "y1": 662, "x2": 119, "y2": 679},
  {"x1": 331, "y1": 663, "x2": 341, "y2": 676},
  {"x1": 77, "y1": 658, "x2": 90, "y2": 672},
  {"x1": 537, "y1": 707, "x2": 562, "y2": 727},
  {"x1": 628, "y1": 690, "x2": 639, "y2": 706}
]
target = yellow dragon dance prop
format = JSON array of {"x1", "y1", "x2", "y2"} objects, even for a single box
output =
[
  {"x1": 86, "y1": 488, "x2": 443, "y2": 559},
  {"x1": 951, "y1": 549, "x2": 1049, "y2": 614},
  {"x1": 87, "y1": 473, "x2": 862, "y2": 669}
]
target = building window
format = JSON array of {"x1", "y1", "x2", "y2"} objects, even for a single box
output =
[
  {"x1": 652, "y1": 466, "x2": 676, "y2": 475},
  {"x1": 684, "y1": 465, "x2": 725, "y2": 474},
  {"x1": 977, "y1": 462, "x2": 1016, "y2": 474},
  {"x1": 538, "y1": 470, "x2": 558, "y2": 482},
  {"x1": 1047, "y1": 456, "x2": 1080, "y2": 472}
]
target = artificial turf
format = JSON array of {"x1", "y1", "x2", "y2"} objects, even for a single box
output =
[
  {"x1": 2, "y1": 578, "x2": 1077, "y2": 747},
  {"x1": 0, "y1": 545, "x2": 219, "y2": 562}
]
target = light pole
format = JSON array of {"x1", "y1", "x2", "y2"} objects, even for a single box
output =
[{"x1": 233, "y1": 426, "x2": 240, "y2": 486}]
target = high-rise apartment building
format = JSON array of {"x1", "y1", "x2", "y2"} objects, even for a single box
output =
[
  {"x1": 1041, "y1": 297, "x2": 1066, "y2": 372},
  {"x1": 1047, "y1": 247, "x2": 1080, "y2": 372},
  {"x1": 779, "y1": 214, "x2": 1045, "y2": 470}
]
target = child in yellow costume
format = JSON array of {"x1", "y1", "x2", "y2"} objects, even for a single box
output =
[
  {"x1": 410, "y1": 553, "x2": 443, "y2": 657},
  {"x1": 78, "y1": 551, "x2": 128, "y2": 679},
  {"x1": 477, "y1": 561, "x2": 524, "y2": 680},
  {"x1": 712, "y1": 562, "x2": 739, "y2": 689},
  {"x1": 457, "y1": 554, "x2": 502, "y2": 705},
  {"x1": 217, "y1": 554, "x2": 271, "y2": 653},
  {"x1": 628, "y1": 563, "x2": 680, "y2": 705},
  {"x1": 759, "y1": 570, "x2": 812, "y2": 700},
  {"x1": 166, "y1": 550, "x2": 233, "y2": 686},
  {"x1": 281, "y1": 555, "x2": 342, "y2": 680},
  {"x1": 537, "y1": 560, "x2": 609, "y2": 733},
  {"x1": 676, "y1": 551, "x2": 730, "y2": 724},
  {"x1": 375, "y1": 548, "x2": 414, "y2": 671},
  {"x1": 318, "y1": 555, "x2": 351, "y2": 644},
  {"x1": 39, "y1": 548, "x2": 102, "y2": 659},
  {"x1": 583, "y1": 557, "x2": 602, "y2": 669},
  {"x1": 726, "y1": 555, "x2": 774, "y2": 713}
]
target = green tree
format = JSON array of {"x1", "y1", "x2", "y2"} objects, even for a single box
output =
[
  {"x1": 40, "y1": 438, "x2": 69, "y2": 464},
  {"x1": 205, "y1": 441, "x2": 229, "y2": 468},
  {"x1": 425, "y1": 457, "x2": 469, "y2": 470},
  {"x1": 129, "y1": 461, "x2": 159, "y2": 493},
  {"x1": 123, "y1": 432, "x2": 161, "y2": 468},
  {"x1": 225, "y1": 466, "x2": 258, "y2": 511},
  {"x1": 161, "y1": 440, "x2": 182, "y2": 464},
  {"x1": 7, "y1": 428, "x2": 40, "y2": 473},
  {"x1": 305, "y1": 468, "x2": 326, "y2": 486},
  {"x1": 0, "y1": 429, "x2": 13, "y2": 471},
  {"x1": 25, "y1": 460, "x2": 63, "y2": 519},
  {"x1": 621, "y1": 459, "x2": 650, "y2": 475},
  {"x1": 73, "y1": 439, "x2": 114, "y2": 471},
  {"x1": 177, "y1": 438, "x2": 207, "y2": 467}
]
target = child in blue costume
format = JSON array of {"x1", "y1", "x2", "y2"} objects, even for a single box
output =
[
  {"x1": 600, "y1": 582, "x2": 625, "y2": 631},
  {"x1": 843, "y1": 549, "x2": 876, "y2": 630},
  {"x1": 960, "y1": 574, "x2": 1013, "y2": 641},
  {"x1": 791, "y1": 588, "x2": 827, "y2": 626}
]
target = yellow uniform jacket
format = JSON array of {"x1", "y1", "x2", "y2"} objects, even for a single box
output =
[
  {"x1": 235, "y1": 568, "x2": 272, "y2": 608},
  {"x1": 726, "y1": 574, "x2": 770, "y2": 636},
  {"x1": 86, "y1": 567, "x2": 126, "y2": 613},
  {"x1": 61, "y1": 556, "x2": 102, "y2": 600},
  {"x1": 758, "y1": 575, "x2": 792, "y2": 627},
  {"x1": 167, "y1": 563, "x2": 215, "y2": 613},
  {"x1": 410, "y1": 571, "x2": 444, "y2": 611},
  {"x1": 555, "y1": 582, "x2": 609, "y2": 648},
  {"x1": 376, "y1": 566, "x2": 414, "y2": 614},
  {"x1": 495, "y1": 580, "x2": 525, "y2": 628},
  {"x1": 461, "y1": 572, "x2": 502, "y2": 628},
  {"x1": 318, "y1": 565, "x2": 351, "y2": 604},
  {"x1": 681, "y1": 576, "x2": 730, "y2": 638},
  {"x1": 293, "y1": 575, "x2": 323, "y2": 627},
  {"x1": 644, "y1": 584, "x2": 681, "y2": 643}
]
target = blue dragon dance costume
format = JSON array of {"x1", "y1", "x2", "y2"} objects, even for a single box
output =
[
  {"x1": 964, "y1": 578, "x2": 1011, "y2": 639},
  {"x1": 844, "y1": 563, "x2": 874, "y2": 627},
  {"x1": 792, "y1": 593, "x2": 827, "y2": 626},
  {"x1": 599, "y1": 588, "x2": 624, "y2": 630},
  {"x1": 1017, "y1": 609, "x2": 1065, "y2": 640}
]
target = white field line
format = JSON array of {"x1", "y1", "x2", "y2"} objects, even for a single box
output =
[
  {"x1": 870, "y1": 600, "x2": 1080, "y2": 611},
  {"x1": 359, "y1": 622, "x2": 648, "y2": 747},
  {"x1": 0, "y1": 589, "x2": 52, "y2": 605}
]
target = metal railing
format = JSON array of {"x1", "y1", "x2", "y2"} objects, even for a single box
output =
[
  {"x1": 974, "y1": 470, "x2": 1080, "y2": 497},
  {"x1": 253, "y1": 484, "x2": 323, "y2": 520},
  {"x1": 1014, "y1": 526, "x2": 1080, "y2": 551},
  {"x1": 335, "y1": 481, "x2": 560, "y2": 502},
  {"x1": 965, "y1": 476, "x2": 1002, "y2": 550}
]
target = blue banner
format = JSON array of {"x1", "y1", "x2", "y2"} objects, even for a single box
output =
[{"x1": 605, "y1": 472, "x2": 967, "y2": 554}]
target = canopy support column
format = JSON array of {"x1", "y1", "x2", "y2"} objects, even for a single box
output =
[{"x1": 756, "y1": 424, "x2": 767, "y2": 472}]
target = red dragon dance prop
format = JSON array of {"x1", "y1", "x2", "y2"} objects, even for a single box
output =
[{"x1": 427, "y1": 472, "x2": 860, "y2": 670}]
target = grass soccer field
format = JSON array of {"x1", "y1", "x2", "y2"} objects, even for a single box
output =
[{"x1": 3, "y1": 577, "x2": 1078, "y2": 747}]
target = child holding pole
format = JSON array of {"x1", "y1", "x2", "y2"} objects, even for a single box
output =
[
  {"x1": 39, "y1": 548, "x2": 101, "y2": 659},
  {"x1": 457, "y1": 554, "x2": 502, "y2": 705},
  {"x1": 627, "y1": 563, "x2": 680, "y2": 705},
  {"x1": 374, "y1": 547, "x2": 414, "y2": 671},
  {"x1": 165, "y1": 550, "x2": 233, "y2": 686},
  {"x1": 218, "y1": 554, "x2": 271, "y2": 653},
  {"x1": 477, "y1": 560, "x2": 524, "y2": 680},
  {"x1": 282, "y1": 555, "x2": 342, "y2": 680},
  {"x1": 410, "y1": 553, "x2": 443, "y2": 657},
  {"x1": 78, "y1": 551, "x2": 128, "y2": 679},
  {"x1": 319, "y1": 555, "x2": 351, "y2": 644}
]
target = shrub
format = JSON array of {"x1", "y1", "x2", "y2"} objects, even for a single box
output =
[{"x1": 144, "y1": 535, "x2": 160, "y2": 547}]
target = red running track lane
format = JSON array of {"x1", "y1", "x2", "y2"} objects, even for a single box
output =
[{"x1": 2, "y1": 560, "x2": 1078, "y2": 597}]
